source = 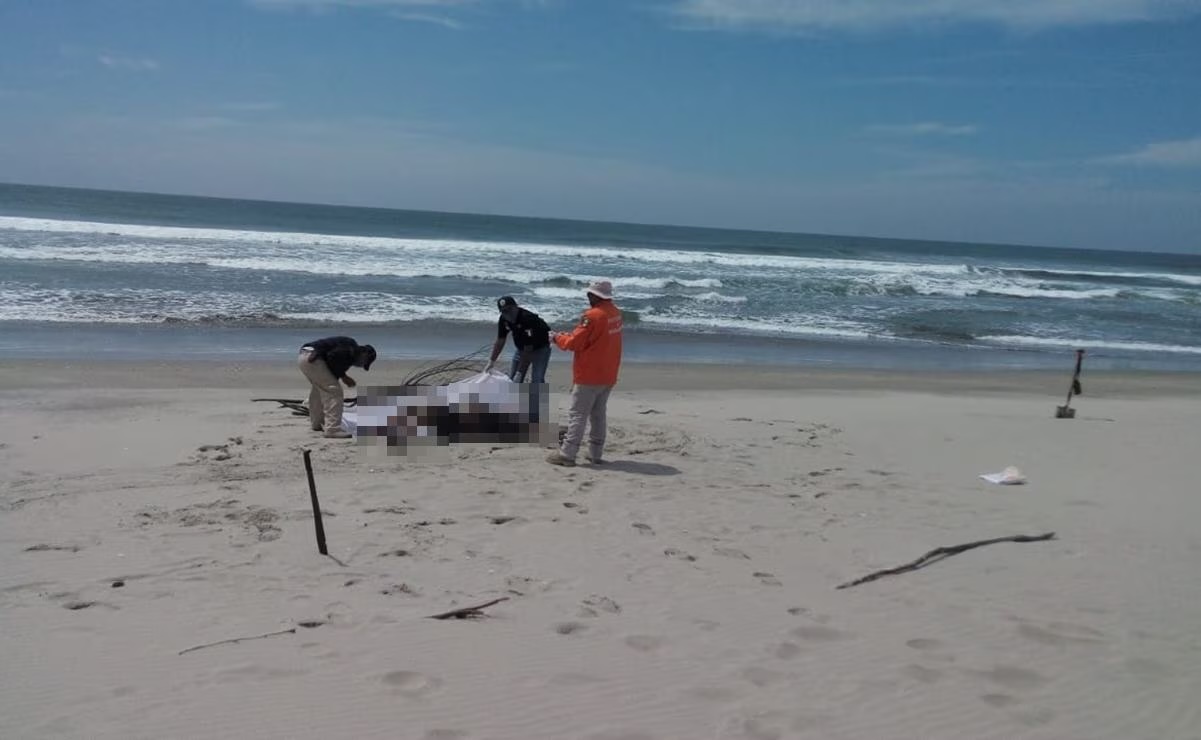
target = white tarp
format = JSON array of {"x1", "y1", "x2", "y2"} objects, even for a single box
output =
[
  {"x1": 442, "y1": 369, "x2": 524, "y2": 412},
  {"x1": 341, "y1": 370, "x2": 524, "y2": 437},
  {"x1": 980, "y1": 466, "x2": 1027, "y2": 485}
]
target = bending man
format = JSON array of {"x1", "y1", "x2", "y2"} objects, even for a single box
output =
[
  {"x1": 298, "y1": 336, "x2": 376, "y2": 439},
  {"x1": 487, "y1": 296, "x2": 552, "y2": 384}
]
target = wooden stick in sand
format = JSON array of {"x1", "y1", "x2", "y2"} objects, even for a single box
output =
[
  {"x1": 302, "y1": 449, "x2": 328, "y2": 556},
  {"x1": 179, "y1": 628, "x2": 297, "y2": 655},
  {"x1": 428, "y1": 597, "x2": 509, "y2": 620},
  {"x1": 836, "y1": 532, "x2": 1056, "y2": 590}
]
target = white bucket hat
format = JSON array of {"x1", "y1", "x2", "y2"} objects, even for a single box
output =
[{"x1": 586, "y1": 279, "x2": 614, "y2": 300}]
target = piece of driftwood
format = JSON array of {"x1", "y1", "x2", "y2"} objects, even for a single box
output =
[
  {"x1": 836, "y1": 532, "x2": 1056, "y2": 590},
  {"x1": 302, "y1": 449, "x2": 328, "y2": 556},
  {"x1": 178, "y1": 628, "x2": 296, "y2": 655},
  {"x1": 252, "y1": 398, "x2": 359, "y2": 416},
  {"x1": 252, "y1": 398, "x2": 310, "y2": 416},
  {"x1": 427, "y1": 597, "x2": 509, "y2": 620}
]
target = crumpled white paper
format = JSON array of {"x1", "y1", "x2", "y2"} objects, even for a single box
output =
[{"x1": 980, "y1": 466, "x2": 1027, "y2": 485}]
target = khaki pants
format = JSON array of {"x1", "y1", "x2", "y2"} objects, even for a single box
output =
[
  {"x1": 298, "y1": 350, "x2": 344, "y2": 435},
  {"x1": 559, "y1": 383, "x2": 613, "y2": 461}
]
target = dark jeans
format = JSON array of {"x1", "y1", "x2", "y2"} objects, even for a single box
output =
[
  {"x1": 509, "y1": 344, "x2": 550, "y2": 383},
  {"x1": 509, "y1": 345, "x2": 550, "y2": 424}
]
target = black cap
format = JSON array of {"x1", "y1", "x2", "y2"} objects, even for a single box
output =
[{"x1": 497, "y1": 295, "x2": 517, "y2": 311}]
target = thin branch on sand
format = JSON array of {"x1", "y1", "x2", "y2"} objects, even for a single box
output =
[
  {"x1": 428, "y1": 597, "x2": 509, "y2": 620},
  {"x1": 836, "y1": 532, "x2": 1056, "y2": 590},
  {"x1": 178, "y1": 628, "x2": 297, "y2": 655}
]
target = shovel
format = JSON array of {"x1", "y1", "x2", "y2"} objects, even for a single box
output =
[{"x1": 1055, "y1": 349, "x2": 1085, "y2": 418}]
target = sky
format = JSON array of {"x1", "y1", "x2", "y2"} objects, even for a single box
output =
[{"x1": 1, "y1": 0, "x2": 1199, "y2": 253}]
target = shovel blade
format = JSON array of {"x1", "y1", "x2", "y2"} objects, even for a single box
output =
[{"x1": 1055, "y1": 406, "x2": 1076, "y2": 419}]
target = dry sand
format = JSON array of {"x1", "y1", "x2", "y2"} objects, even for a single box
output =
[{"x1": 2, "y1": 360, "x2": 1200, "y2": 740}]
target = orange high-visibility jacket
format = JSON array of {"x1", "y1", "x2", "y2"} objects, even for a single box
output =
[{"x1": 554, "y1": 300, "x2": 623, "y2": 385}]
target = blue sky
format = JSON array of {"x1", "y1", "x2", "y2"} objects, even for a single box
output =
[{"x1": 1, "y1": 0, "x2": 1199, "y2": 252}]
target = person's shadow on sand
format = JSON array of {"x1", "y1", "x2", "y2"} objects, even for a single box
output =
[{"x1": 596, "y1": 460, "x2": 680, "y2": 476}]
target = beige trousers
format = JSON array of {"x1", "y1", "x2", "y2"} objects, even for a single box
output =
[
  {"x1": 298, "y1": 350, "x2": 344, "y2": 434},
  {"x1": 559, "y1": 383, "x2": 613, "y2": 461}
]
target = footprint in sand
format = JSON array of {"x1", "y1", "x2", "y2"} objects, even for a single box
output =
[
  {"x1": 555, "y1": 621, "x2": 589, "y2": 636},
  {"x1": 380, "y1": 583, "x2": 420, "y2": 596},
  {"x1": 1013, "y1": 707, "x2": 1058, "y2": 728},
  {"x1": 664, "y1": 548, "x2": 697, "y2": 562},
  {"x1": 905, "y1": 637, "x2": 957, "y2": 663},
  {"x1": 973, "y1": 665, "x2": 1048, "y2": 691},
  {"x1": 624, "y1": 635, "x2": 665, "y2": 653},
  {"x1": 790, "y1": 625, "x2": 850, "y2": 642},
  {"x1": 504, "y1": 575, "x2": 554, "y2": 596},
  {"x1": 713, "y1": 547, "x2": 751, "y2": 560},
  {"x1": 382, "y1": 671, "x2": 442, "y2": 697},
  {"x1": 774, "y1": 642, "x2": 802, "y2": 660},
  {"x1": 754, "y1": 572, "x2": 782, "y2": 587},
  {"x1": 981, "y1": 693, "x2": 1020, "y2": 708},
  {"x1": 632, "y1": 522, "x2": 655, "y2": 536},
  {"x1": 902, "y1": 664, "x2": 944, "y2": 684},
  {"x1": 906, "y1": 638, "x2": 945, "y2": 651},
  {"x1": 563, "y1": 502, "x2": 589, "y2": 514},
  {"x1": 720, "y1": 710, "x2": 793, "y2": 740},
  {"x1": 579, "y1": 595, "x2": 621, "y2": 617},
  {"x1": 1016, "y1": 621, "x2": 1106, "y2": 646},
  {"x1": 742, "y1": 667, "x2": 786, "y2": 688}
]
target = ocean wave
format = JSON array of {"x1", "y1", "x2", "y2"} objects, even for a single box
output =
[
  {"x1": 978, "y1": 335, "x2": 1201, "y2": 355},
  {"x1": 5, "y1": 217, "x2": 1200, "y2": 303},
  {"x1": 0, "y1": 215, "x2": 966, "y2": 275},
  {"x1": 638, "y1": 312, "x2": 878, "y2": 340},
  {"x1": 611, "y1": 276, "x2": 724, "y2": 289},
  {"x1": 691, "y1": 291, "x2": 748, "y2": 303},
  {"x1": 978, "y1": 265, "x2": 1201, "y2": 288},
  {"x1": 530, "y1": 286, "x2": 661, "y2": 301},
  {"x1": 850, "y1": 273, "x2": 1185, "y2": 302}
]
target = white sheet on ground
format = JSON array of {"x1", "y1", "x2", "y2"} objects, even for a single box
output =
[{"x1": 980, "y1": 466, "x2": 1027, "y2": 485}]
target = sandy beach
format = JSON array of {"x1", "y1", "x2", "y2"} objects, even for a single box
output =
[{"x1": 2, "y1": 359, "x2": 1200, "y2": 740}]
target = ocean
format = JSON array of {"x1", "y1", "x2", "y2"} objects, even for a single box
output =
[{"x1": 2, "y1": 182, "x2": 1199, "y2": 371}]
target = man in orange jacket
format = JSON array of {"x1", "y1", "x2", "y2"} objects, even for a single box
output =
[{"x1": 546, "y1": 280, "x2": 623, "y2": 466}]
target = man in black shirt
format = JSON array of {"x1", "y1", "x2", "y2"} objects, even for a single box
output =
[
  {"x1": 298, "y1": 336, "x2": 376, "y2": 438},
  {"x1": 487, "y1": 296, "x2": 551, "y2": 384}
]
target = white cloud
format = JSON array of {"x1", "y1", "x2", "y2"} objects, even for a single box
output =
[
  {"x1": 98, "y1": 55, "x2": 160, "y2": 71},
  {"x1": 864, "y1": 122, "x2": 977, "y2": 136},
  {"x1": 668, "y1": 0, "x2": 1201, "y2": 33},
  {"x1": 390, "y1": 11, "x2": 465, "y2": 28},
  {"x1": 1100, "y1": 137, "x2": 1201, "y2": 168}
]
